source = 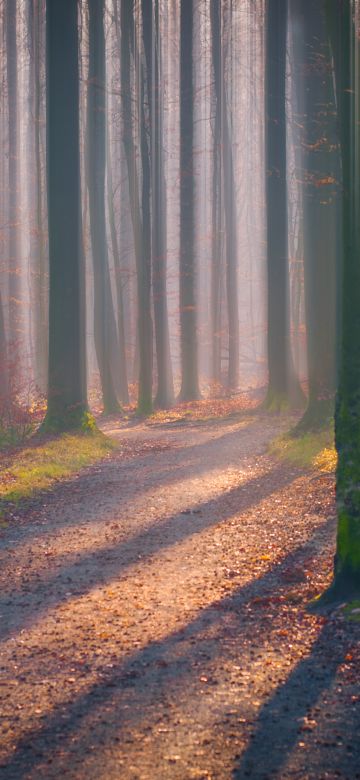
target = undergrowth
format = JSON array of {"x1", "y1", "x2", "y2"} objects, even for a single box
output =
[
  {"x1": 270, "y1": 426, "x2": 336, "y2": 472},
  {"x1": 0, "y1": 430, "x2": 115, "y2": 509}
]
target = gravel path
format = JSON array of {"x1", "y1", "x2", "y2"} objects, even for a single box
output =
[{"x1": 0, "y1": 414, "x2": 359, "y2": 779}]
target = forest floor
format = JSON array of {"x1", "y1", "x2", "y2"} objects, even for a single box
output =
[{"x1": 0, "y1": 409, "x2": 359, "y2": 780}]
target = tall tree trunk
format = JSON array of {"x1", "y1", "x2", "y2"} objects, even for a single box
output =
[
  {"x1": 119, "y1": 0, "x2": 153, "y2": 414},
  {"x1": 28, "y1": 0, "x2": 48, "y2": 391},
  {"x1": 87, "y1": 0, "x2": 121, "y2": 414},
  {"x1": 139, "y1": 36, "x2": 153, "y2": 415},
  {"x1": 210, "y1": 0, "x2": 223, "y2": 387},
  {"x1": 179, "y1": 0, "x2": 200, "y2": 401},
  {"x1": 44, "y1": 0, "x2": 87, "y2": 431},
  {"x1": 265, "y1": 0, "x2": 303, "y2": 412},
  {"x1": 106, "y1": 126, "x2": 129, "y2": 405},
  {"x1": 221, "y1": 7, "x2": 239, "y2": 391},
  {"x1": 6, "y1": 0, "x2": 20, "y2": 369},
  {"x1": 293, "y1": 0, "x2": 339, "y2": 432},
  {"x1": 322, "y1": 0, "x2": 360, "y2": 600},
  {"x1": 142, "y1": 0, "x2": 174, "y2": 408}
]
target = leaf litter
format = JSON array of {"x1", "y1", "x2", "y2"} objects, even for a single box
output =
[{"x1": 0, "y1": 411, "x2": 359, "y2": 779}]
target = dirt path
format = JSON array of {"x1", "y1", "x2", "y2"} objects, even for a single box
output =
[{"x1": 0, "y1": 413, "x2": 359, "y2": 780}]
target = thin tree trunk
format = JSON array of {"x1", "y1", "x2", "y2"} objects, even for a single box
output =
[
  {"x1": 6, "y1": 0, "x2": 20, "y2": 368},
  {"x1": 210, "y1": 0, "x2": 223, "y2": 387},
  {"x1": 142, "y1": 0, "x2": 174, "y2": 408},
  {"x1": 265, "y1": 0, "x2": 304, "y2": 412},
  {"x1": 179, "y1": 0, "x2": 200, "y2": 401},
  {"x1": 87, "y1": 0, "x2": 121, "y2": 414},
  {"x1": 221, "y1": 40, "x2": 239, "y2": 390},
  {"x1": 28, "y1": 0, "x2": 47, "y2": 390},
  {"x1": 106, "y1": 126, "x2": 129, "y2": 405},
  {"x1": 119, "y1": 0, "x2": 153, "y2": 414},
  {"x1": 139, "y1": 43, "x2": 153, "y2": 414}
]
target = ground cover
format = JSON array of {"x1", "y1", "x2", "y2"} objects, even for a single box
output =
[{"x1": 0, "y1": 410, "x2": 358, "y2": 779}]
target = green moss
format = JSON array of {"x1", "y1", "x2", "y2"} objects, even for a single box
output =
[
  {"x1": 292, "y1": 398, "x2": 334, "y2": 436},
  {"x1": 269, "y1": 426, "x2": 336, "y2": 471},
  {"x1": 0, "y1": 430, "x2": 116, "y2": 506},
  {"x1": 262, "y1": 390, "x2": 291, "y2": 413},
  {"x1": 81, "y1": 411, "x2": 97, "y2": 432},
  {"x1": 40, "y1": 404, "x2": 92, "y2": 434}
]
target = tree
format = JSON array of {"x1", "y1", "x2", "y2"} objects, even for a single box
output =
[
  {"x1": 6, "y1": 0, "x2": 20, "y2": 368},
  {"x1": 210, "y1": 0, "x2": 223, "y2": 386},
  {"x1": 264, "y1": 0, "x2": 304, "y2": 411},
  {"x1": 27, "y1": 0, "x2": 47, "y2": 391},
  {"x1": 292, "y1": 0, "x2": 339, "y2": 433},
  {"x1": 43, "y1": 0, "x2": 87, "y2": 431},
  {"x1": 179, "y1": 0, "x2": 200, "y2": 401},
  {"x1": 219, "y1": 3, "x2": 240, "y2": 391},
  {"x1": 119, "y1": 0, "x2": 153, "y2": 415},
  {"x1": 142, "y1": 0, "x2": 174, "y2": 408},
  {"x1": 319, "y1": 0, "x2": 360, "y2": 601},
  {"x1": 106, "y1": 124, "x2": 129, "y2": 405},
  {"x1": 87, "y1": 0, "x2": 121, "y2": 414}
]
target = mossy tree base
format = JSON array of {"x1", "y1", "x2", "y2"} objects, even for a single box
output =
[
  {"x1": 136, "y1": 398, "x2": 153, "y2": 417},
  {"x1": 261, "y1": 390, "x2": 291, "y2": 414},
  {"x1": 291, "y1": 398, "x2": 334, "y2": 437},
  {"x1": 262, "y1": 380, "x2": 306, "y2": 414},
  {"x1": 40, "y1": 407, "x2": 97, "y2": 435},
  {"x1": 309, "y1": 580, "x2": 360, "y2": 613},
  {"x1": 309, "y1": 550, "x2": 360, "y2": 612}
]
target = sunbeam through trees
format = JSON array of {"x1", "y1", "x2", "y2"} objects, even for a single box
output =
[{"x1": 0, "y1": 2, "x2": 360, "y2": 779}]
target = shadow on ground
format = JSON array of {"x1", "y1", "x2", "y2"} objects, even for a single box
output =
[
  {"x1": 1, "y1": 517, "x2": 355, "y2": 780},
  {"x1": 0, "y1": 459, "x2": 302, "y2": 641}
]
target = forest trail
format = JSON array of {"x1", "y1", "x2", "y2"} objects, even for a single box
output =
[{"x1": 0, "y1": 413, "x2": 359, "y2": 780}]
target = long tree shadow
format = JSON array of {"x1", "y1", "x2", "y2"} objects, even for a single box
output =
[
  {"x1": 0, "y1": 460, "x2": 303, "y2": 641},
  {"x1": 232, "y1": 621, "x2": 360, "y2": 779},
  {"x1": 0, "y1": 416, "x2": 269, "y2": 548},
  {"x1": 0, "y1": 517, "x2": 341, "y2": 780}
]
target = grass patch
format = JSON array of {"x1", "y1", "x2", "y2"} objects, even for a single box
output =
[
  {"x1": 269, "y1": 426, "x2": 336, "y2": 472},
  {"x1": 0, "y1": 430, "x2": 116, "y2": 507}
]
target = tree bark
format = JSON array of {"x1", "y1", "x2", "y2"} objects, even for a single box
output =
[
  {"x1": 210, "y1": 0, "x2": 223, "y2": 387},
  {"x1": 6, "y1": 0, "x2": 21, "y2": 366},
  {"x1": 43, "y1": 0, "x2": 87, "y2": 431},
  {"x1": 265, "y1": 0, "x2": 304, "y2": 411},
  {"x1": 142, "y1": 0, "x2": 174, "y2": 408},
  {"x1": 106, "y1": 126, "x2": 129, "y2": 405},
  {"x1": 323, "y1": 0, "x2": 360, "y2": 600},
  {"x1": 179, "y1": 0, "x2": 200, "y2": 401},
  {"x1": 119, "y1": 0, "x2": 153, "y2": 415},
  {"x1": 293, "y1": 0, "x2": 339, "y2": 433},
  {"x1": 221, "y1": 13, "x2": 239, "y2": 391},
  {"x1": 87, "y1": 0, "x2": 121, "y2": 414},
  {"x1": 28, "y1": 0, "x2": 48, "y2": 391}
]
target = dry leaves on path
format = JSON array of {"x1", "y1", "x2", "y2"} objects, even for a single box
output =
[{"x1": 0, "y1": 413, "x2": 359, "y2": 780}]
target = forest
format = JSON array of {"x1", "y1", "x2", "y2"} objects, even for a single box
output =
[{"x1": 0, "y1": 1, "x2": 359, "y2": 778}]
